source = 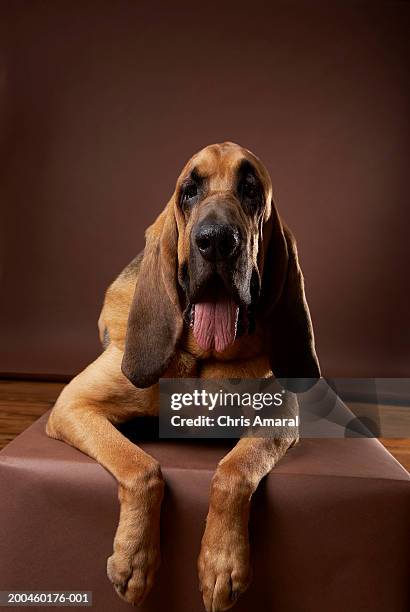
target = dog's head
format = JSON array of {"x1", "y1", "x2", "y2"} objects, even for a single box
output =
[
  {"x1": 122, "y1": 142, "x2": 320, "y2": 388},
  {"x1": 175, "y1": 143, "x2": 275, "y2": 353}
]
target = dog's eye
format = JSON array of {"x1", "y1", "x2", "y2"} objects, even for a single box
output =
[
  {"x1": 243, "y1": 183, "x2": 256, "y2": 198},
  {"x1": 242, "y1": 178, "x2": 259, "y2": 200},
  {"x1": 182, "y1": 184, "x2": 198, "y2": 203}
]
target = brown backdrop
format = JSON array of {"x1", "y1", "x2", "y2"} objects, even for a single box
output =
[{"x1": 1, "y1": 1, "x2": 409, "y2": 378}]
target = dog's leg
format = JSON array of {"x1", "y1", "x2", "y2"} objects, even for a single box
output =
[
  {"x1": 46, "y1": 345, "x2": 164, "y2": 606},
  {"x1": 198, "y1": 433, "x2": 297, "y2": 612},
  {"x1": 197, "y1": 361, "x2": 298, "y2": 612}
]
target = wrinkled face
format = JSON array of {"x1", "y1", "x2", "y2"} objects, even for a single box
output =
[{"x1": 174, "y1": 142, "x2": 273, "y2": 353}]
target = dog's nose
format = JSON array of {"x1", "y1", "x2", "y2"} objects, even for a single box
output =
[{"x1": 195, "y1": 223, "x2": 240, "y2": 261}]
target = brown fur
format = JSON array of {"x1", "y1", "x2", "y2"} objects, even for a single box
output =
[{"x1": 47, "y1": 142, "x2": 319, "y2": 612}]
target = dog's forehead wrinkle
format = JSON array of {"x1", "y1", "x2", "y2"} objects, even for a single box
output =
[
  {"x1": 191, "y1": 147, "x2": 247, "y2": 182},
  {"x1": 186, "y1": 142, "x2": 270, "y2": 178}
]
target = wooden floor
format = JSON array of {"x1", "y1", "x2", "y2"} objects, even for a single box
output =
[
  {"x1": 0, "y1": 379, "x2": 66, "y2": 449},
  {"x1": 0, "y1": 379, "x2": 409, "y2": 472}
]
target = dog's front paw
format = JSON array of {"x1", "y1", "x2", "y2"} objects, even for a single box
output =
[
  {"x1": 198, "y1": 511, "x2": 251, "y2": 612},
  {"x1": 107, "y1": 474, "x2": 164, "y2": 606},
  {"x1": 107, "y1": 538, "x2": 160, "y2": 606}
]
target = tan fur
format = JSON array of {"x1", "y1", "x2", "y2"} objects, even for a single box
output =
[{"x1": 47, "y1": 142, "x2": 317, "y2": 612}]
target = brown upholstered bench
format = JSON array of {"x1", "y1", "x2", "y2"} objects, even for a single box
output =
[{"x1": 0, "y1": 412, "x2": 409, "y2": 612}]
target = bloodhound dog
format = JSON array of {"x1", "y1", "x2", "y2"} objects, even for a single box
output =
[{"x1": 47, "y1": 142, "x2": 319, "y2": 611}]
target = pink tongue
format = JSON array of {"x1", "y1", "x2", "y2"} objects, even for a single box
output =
[{"x1": 193, "y1": 296, "x2": 239, "y2": 353}]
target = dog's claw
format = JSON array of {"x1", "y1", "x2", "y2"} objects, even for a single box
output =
[{"x1": 107, "y1": 546, "x2": 159, "y2": 606}]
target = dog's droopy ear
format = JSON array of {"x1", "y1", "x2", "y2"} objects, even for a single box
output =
[
  {"x1": 262, "y1": 218, "x2": 320, "y2": 379},
  {"x1": 121, "y1": 203, "x2": 183, "y2": 388}
]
